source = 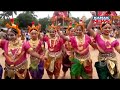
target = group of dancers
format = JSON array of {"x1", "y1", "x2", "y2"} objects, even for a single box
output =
[{"x1": 0, "y1": 11, "x2": 120, "y2": 79}]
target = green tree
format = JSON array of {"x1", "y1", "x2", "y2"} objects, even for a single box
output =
[
  {"x1": 16, "y1": 12, "x2": 38, "y2": 29},
  {"x1": 0, "y1": 19, "x2": 10, "y2": 27},
  {"x1": 0, "y1": 11, "x2": 17, "y2": 20},
  {"x1": 38, "y1": 17, "x2": 51, "y2": 31},
  {"x1": 23, "y1": 11, "x2": 34, "y2": 14},
  {"x1": 0, "y1": 17, "x2": 19, "y2": 27},
  {"x1": 11, "y1": 11, "x2": 17, "y2": 18},
  {"x1": 0, "y1": 11, "x2": 10, "y2": 20},
  {"x1": 23, "y1": 11, "x2": 38, "y2": 18}
]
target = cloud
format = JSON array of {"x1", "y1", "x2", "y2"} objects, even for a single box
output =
[{"x1": 0, "y1": 11, "x2": 92, "y2": 19}]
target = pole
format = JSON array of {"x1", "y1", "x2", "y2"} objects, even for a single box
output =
[
  {"x1": 95, "y1": 11, "x2": 98, "y2": 16},
  {"x1": 63, "y1": 17, "x2": 64, "y2": 26},
  {"x1": 56, "y1": 16, "x2": 57, "y2": 25},
  {"x1": 68, "y1": 11, "x2": 69, "y2": 17}
]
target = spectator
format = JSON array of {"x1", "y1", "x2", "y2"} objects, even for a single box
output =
[{"x1": 26, "y1": 33, "x2": 30, "y2": 41}]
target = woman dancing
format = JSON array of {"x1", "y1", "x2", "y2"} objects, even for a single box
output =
[
  {"x1": 43, "y1": 24, "x2": 64, "y2": 79},
  {"x1": 0, "y1": 18, "x2": 44, "y2": 79},
  {"x1": 28, "y1": 22, "x2": 45, "y2": 79},
  {"x1": 58, "y1": 20, "x2": 93, "y2": 79},
  {"x1": 61, "y1": 25, "x2": 74, "y2": 79},
  {"x1": 87, "y1": 11, "x2": 120, "y2": 79}
]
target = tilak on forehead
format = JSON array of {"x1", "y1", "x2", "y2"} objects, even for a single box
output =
[
  {"x1": 28, "y1": 21, "x2": 41, "y2": 33},
  {"x1": 6, "y1": 18, "x2": 21, "y2": 36}
]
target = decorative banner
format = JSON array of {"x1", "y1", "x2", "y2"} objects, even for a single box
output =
[
  {"x1": 53, "y1": 11, "x2": 68, "y2": 18},
  {"x1": 97, "y1": 11, "x2": 107, "y2": 16},
  {"x1": 112, "y1": 16, "x2": 120, "y2": 26}
]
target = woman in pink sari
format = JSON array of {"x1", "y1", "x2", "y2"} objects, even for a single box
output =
[
  {"x1": 0, "y1": 19, "x2": 44, "y2": 79},
  {"x1": 87, "y1": 11, "x2": 120, "y2": 79},
  {"x1": 61, "y1": 26, "x2": 74, "y2": 79},
  {"x1": 58, "y1": 21, "x2": 93, "y2": 79},
  {"x1": 28, "y1": 22, "x2": 45, "y2": 79},
  {"x1": 43, "y1": 24, "x2": 64, "y2": 79}
]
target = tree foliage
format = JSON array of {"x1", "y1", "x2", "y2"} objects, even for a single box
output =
[
  {"x1": 0, "y1": 11, "x2": 17, "y2": 20},
  {"x1": 0, "y1": 19, "x2": 10, "y2": 27},
  {"x1": 0, "y1": 11, "x2": 92, "y2": 31},
  {"x1": 23, "y1": 11, "x2": 38, "y2": 18},
  {"x1": 16, "y1": 12, "x2": 38, "y2": 28},
  {"x1": 38, "y1": 18, "x2": 51, "y2": 31}
]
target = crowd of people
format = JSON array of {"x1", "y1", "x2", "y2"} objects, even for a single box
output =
[{"x1": 0, "y1": 11, "x2": 120, "y2": 79}]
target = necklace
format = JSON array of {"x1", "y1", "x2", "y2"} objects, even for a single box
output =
[
  {"x1": 8, "y1": 40, "x2": 22, "y2": 62},
  {"x1": 9, "y1": 39, "x2": 21, "y2": 49},
  {"x1": 49, "y1": 37, "x2": 58, "y2": 51},
  {"x1": 29, "y1": 39, "x2": 39, "y2": 49},
  {"x1": 76, "y1": 35, "x2": 85, "y2": 51},
  {"x1": 9, "y1": 40, "x2": 19, "y2": 46}
]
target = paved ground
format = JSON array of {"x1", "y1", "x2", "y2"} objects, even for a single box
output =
[{"x1": 0, "y1": 39, "x2": 120, "y2": 79}]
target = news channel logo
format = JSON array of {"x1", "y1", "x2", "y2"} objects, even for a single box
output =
[{"x1": 92, "y1": 16, "x2": 111, "y2": 23}]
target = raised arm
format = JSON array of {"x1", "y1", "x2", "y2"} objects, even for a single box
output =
[
  {"x1": 87, "y1": 11, "x2": 97, "y2": 38},
  {"x1": 57, "y1": 28, "x2": 70, "y2": 41}
]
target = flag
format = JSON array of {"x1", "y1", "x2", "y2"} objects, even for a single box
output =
[{"x1": 69, "y1": 12, "x2": 72, "y2": 17}]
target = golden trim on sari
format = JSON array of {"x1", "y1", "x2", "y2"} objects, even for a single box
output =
[
  {"x1": 45, "y1": 50, "x2": 62, "y2": 72},
  {"x1": 4, "y1": 60, "x2": 28, "y2": 79}
]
